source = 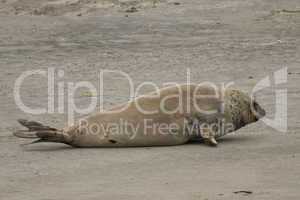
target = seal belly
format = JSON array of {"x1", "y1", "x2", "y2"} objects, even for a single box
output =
[{"x1": 70, "y1": 119, "x2": 190, "y2": 147}]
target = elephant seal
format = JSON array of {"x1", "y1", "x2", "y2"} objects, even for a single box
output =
[{"x1": 14, "y1": 84, "x2": 265, "y2": 147}]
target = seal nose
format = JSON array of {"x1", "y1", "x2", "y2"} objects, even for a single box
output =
[{"x1": 254, "y1": 102, "x2": 266, "y2": 120}]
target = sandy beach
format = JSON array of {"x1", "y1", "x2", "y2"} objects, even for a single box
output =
[{"x1": 0, "y1": 0, "x2": 300, "y2": 199}]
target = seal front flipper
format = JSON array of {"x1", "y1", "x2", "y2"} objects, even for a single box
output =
[
  {"x1": 201, "y1": 129, "x2": 218, "y2": 147},
  {"x1": 203, "y1": 136, "x2": 218, "y2": 146},
  {"x1": 13, "y1": 119, "x2": 72, "y2": 146}
]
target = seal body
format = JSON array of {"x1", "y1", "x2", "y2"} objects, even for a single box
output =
[
  {"x1": 14, "y1": 84, "x2": 265, "y2": 147},
  {"x1": 65, "y1": 84, "x2": 219, "y2": 147}
]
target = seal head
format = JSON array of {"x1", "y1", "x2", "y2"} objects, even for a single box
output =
[{"x1": 227, "y1": 90, "x2": 266, "y2": 129}]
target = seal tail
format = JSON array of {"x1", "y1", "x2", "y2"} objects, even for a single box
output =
[{"x1": 13, "y1": 119, "x2": 70, "y2": 145}]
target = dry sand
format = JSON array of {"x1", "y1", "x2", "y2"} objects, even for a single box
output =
[{"x1": 0, "y1": 0, "x2": 300, "y2": 199}]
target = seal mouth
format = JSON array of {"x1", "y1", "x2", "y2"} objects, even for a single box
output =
[{"x1": 255, "y1": 109, "x2": 266, "y2": 120}]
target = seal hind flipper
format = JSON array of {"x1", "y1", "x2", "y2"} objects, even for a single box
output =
[
  {"x1": 14, "y1": 119, "x2": 71, "y2": 145},
  {"x1": 20, "y1": 139, "x2": 46, "y2": 146},
  {"x1": 13, "y1": 130, "x2": 39, "y2": 138},
  {"x1": 17, "y1": 119, "x2": 57, "y2": 131}
]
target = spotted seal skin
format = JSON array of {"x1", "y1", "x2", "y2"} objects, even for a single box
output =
[{"x1": 13, "y1": 84, "x2": 265, "y2": 147}]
